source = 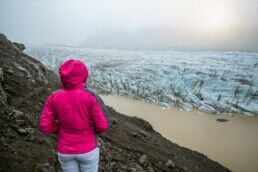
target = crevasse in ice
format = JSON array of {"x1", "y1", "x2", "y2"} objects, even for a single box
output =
[{"x1": 25, "y1": 46, "x2": 258, "y2": 115}]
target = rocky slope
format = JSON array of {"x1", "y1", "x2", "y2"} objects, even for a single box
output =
[{"x1": 0, "y1": 34, "x2": 230, "y2": 172}]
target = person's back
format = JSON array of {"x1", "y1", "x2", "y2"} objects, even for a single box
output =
[{"x1": 39, "y1": 59, "x2": 109, "y2": 172}]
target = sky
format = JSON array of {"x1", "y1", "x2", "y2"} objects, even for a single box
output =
[{"x1": 0, "y1": 0, "x2": 257, "y2": 51}]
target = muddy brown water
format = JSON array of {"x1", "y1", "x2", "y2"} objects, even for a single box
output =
[{"x1": 101, "y1": 95, "x2": 258, "y2": 172}]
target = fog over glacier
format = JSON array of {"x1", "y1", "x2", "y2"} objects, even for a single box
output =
[
  {"x1": 1, "y1": 0, "x2": 258, "y2": 51},
  {"x1": 26, "y1": 47, "x2": 258, "y2": 115}
]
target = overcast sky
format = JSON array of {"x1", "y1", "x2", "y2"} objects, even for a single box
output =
[{"x1": 0, "y1": 0, "x2": 257, "y2": 51}]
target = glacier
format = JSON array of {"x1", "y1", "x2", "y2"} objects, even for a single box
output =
[{"x1": 25, "y1": 46, "x2": 258, "y2": 115}]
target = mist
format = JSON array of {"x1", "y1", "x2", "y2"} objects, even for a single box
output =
[{"x1": 0, "y1": 0, "x2": 257, "y2": 51}]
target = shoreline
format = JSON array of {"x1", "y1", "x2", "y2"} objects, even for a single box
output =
[
  {"x1": 97, "y1": 91, "x2": 256, "y2": 117},
  {"x1": 101, "y1": 94, "x2": 258, "y2": 172}
]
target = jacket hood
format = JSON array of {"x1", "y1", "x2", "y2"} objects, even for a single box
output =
[{"x1": 59, "y1": 59, "x2": 88, "y2": 89}]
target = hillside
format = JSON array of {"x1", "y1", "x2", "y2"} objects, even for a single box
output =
[{"x1": 0, "y1": 33, "x2": 230, "y2": 172}]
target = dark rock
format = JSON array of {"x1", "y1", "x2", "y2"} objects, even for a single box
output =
[
  {"x1": 0, "y1": 33, "x2": 7, "y2": 40},
  {"x1": 216, "y1": 118, "x2": 229, "y2": 122},
  {"x1": 132, "y1": 132, "x2": 138, "y2": 137},
  {"x1": 6, "y1": 69, "x2": 14, "y2": 74},
  {"x1": 25, "y1": 127, "x2": 34, "y2": 134},
  {"x1": 38, "y1": 163, "x2": 55, "y2": 172},
  {"x1": 135, "y1": 164, "x2": 144, "y2": 171},
  {"x1": 27, "y1": 135, "x2": 36, "y2": 142},
  {"x1": 139, "y1": 154, "x2": 148, "y2": 164},
  {"x1": 0, "y1": 68, "x2": 3, "y2": 81},
  {"x1": 110, "y1": 161, "x2": 116, "y2": 167},
  {"x1": 0, "y1": 68, "x2": 7, "y2": 106},
  {"x1": 183, "y1": 166, "x2": 188, "y2": 171},
  {"x1": 147, "y1": 166, "x2": 155, "y2": 172},
  {"x1": 111, "y1": 117, "x2": 117, "y2": 124},
  {"x1": 129, "y1": 167, "x2": 137, "y2": 172},
  {"x1": 13, "y1": 42, "x2": 26, "y2": 51},
  {"x1": 12, "y1": 109, "x2": 24, "y2": 116},
  {"x1": 140, "y1": 130, "x2": 148, "y2": 137},
  {"x1": 132, "y1": 116, "x2": 153, "y2": 131},
  {"x1": 15, "y1": 119, "x2": 26, "y2": 126},
  {"x1": 17, "y1": 128, "x2": 27, "y2": 135},
  {"x1": 165, "y1": 159, "x2": 175, "y2": 168}
]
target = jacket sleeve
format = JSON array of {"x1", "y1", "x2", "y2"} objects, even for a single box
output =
[
  {"x1": 90, "y1": 94, "x2": 110, "y2": 133},
  {"x1": 39, "y1": 96, "x2": 58, "y2": 134}
]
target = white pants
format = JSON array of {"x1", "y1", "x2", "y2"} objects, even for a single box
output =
[{"x1": 58, "y1": 147, "x2": 99, "y2": 172}]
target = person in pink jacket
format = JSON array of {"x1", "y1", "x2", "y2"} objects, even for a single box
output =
[{"x1": 39, "y1": 59, "x2": 109, "y2": 172}]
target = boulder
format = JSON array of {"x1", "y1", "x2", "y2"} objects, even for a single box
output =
[
  {"x1": 139, "y1": 154, "x2": 148, "y2": 164},
  {"x1": 13, "y1": 42, "x2": 26, "y2": 51},
  {"x1": 165, "y1": 159, "x2": 175, "y2": 168}
]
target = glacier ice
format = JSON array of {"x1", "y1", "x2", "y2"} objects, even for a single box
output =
[{"x1": 25, "y1": 47, "x2": 258, "y2": 115}]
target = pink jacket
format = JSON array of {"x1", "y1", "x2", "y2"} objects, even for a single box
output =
[{"x1": 39, "y1": 59, "x2": 109, "y2": 154}]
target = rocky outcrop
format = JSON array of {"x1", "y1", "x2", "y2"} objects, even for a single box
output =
[
  {"x1": 13, "y1": 42, "x2": 26, "y2": 51},
  {"x1": 0, "y1": 67, "x2": 7, "y2": 108},
  {"x1": 0, "y1": 34, "x2": 230, "y2": 171},
  {"x1": 0, "y1": 33, "x2": 59, "y2": 171}
]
